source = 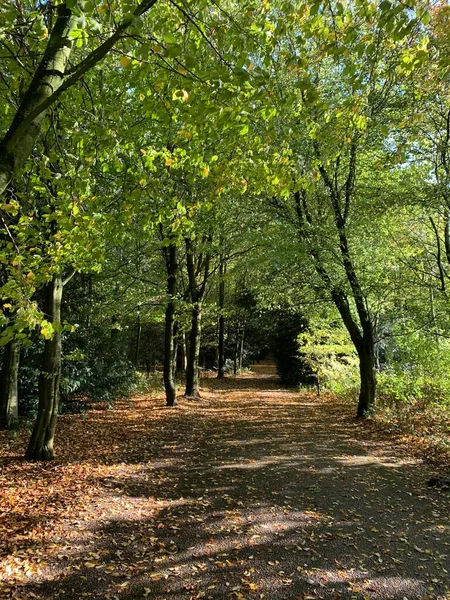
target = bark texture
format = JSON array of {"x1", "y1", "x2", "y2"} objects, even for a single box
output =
[
  {"x1": 217, "y1": 258, "x2": 225, "y2": 379},
  {"x1": 25, "y1": 274, "x2": 63, "y2": 461},
  {"x1": 0, "y1": 338, "x2": 20, "y2": 430},
  {"x1": 185, "y1": 305, "x2": 202, "y2": 398},
  {"x1": 184, "y1": 235, "x2": 212, "y2": 398},
  {"x1": 163, "y1": 243, "x2": 178, "y2": 407}
]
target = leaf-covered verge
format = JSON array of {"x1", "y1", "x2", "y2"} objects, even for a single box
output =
[{"x1": 1, "y1": 365, "x2": 449, "y2": 600}]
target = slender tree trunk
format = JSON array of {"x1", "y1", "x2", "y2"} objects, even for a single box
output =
[
  {"x1": 218, "y1": 258, "x2": 225, "y2": 379},
  {"x1": 25, "y1": 274, "x2": 63, "y2": 461},
  {"x1": 180, "y1": 333, "x2": 187, "y2": 372},
  {"x1": 309, "y1": 141, "x2": 378, "y2": 418},
  {"x1": 445, "y1": 213, "x2": 450, "y2": 265},
  {"x1": 233, "y1": 326, "x2": 239, "y2": 375},
  {"x1": 239, "y1": 327, "x2": 245, "y2": 370},
  {"x1": 163, "y1": 300, "x2": 177, "y2": 406},
  {"x1": 185, "y1": 304, "x2": 201, "y2": 398},
  {"x1": 0, "y1": 338, "x2": 20, "y2": 430},
  {"x1": 172, "y1": 321, "x2": 179, "y2": 380},
  {"x1": 163, "y1": 243, "x2": 177, "y2": 407},
  {"x1": 183, "y1": 234, "x2": 212, "y2": 397},
  {"x1": 356, "y1": 339, "x2": 376, "y2": 418},
  {"x1": 331, "y1": 288, "x2": 377, "y2": 418},
  {"x1": 134, "y1": 309, "x2": 141, "y2": 368}
]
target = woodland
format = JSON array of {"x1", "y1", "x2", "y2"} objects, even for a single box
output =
[{"x1": 1, "y1": 1, "x2": 450, "y2": 598}]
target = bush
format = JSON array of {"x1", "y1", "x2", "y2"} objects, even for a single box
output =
[{"x1": 298, "y1": 320, "x2": 359, "y2": 396}]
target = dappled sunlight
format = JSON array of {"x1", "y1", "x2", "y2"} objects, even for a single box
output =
[{"x1": 2, "y1": 366, "x2": 450, "y2": 599}]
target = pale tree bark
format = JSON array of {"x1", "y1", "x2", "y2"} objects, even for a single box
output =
[
  {"x1": 217, "y1": 257, "x2": 226, "y2": 379},
  {"x1": 239, "y1": 326, "x2": 245, "y2": 371},
  {"x1": 25, "y1": 274, "x2": 63, "y2": 461},
  {"x1": 0, "y1": 0, "x2": 159, "y2": 197},
  {"x1": 0, "y1": 338, "x2": 20, "y2": 430}
]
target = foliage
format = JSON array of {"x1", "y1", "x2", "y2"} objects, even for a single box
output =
[
  {"x1": 299, "y1": 317, "x2": 359, "y2": 395},
  {"x1": 379, "y1": 333, "x2": 450, "y2": 408}
]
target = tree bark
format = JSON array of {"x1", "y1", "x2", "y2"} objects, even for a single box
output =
[
  {"x1": 134, "y1": 309, "x2": 141, "y2": 368},
  {"x1": 183, "y1": 234, "x2": 212, "y2": 398},
  {"x1": 163, "y1": 243, "x2": 177, "y2": 407},
  {"x1": 25, "y1": 274, "x2": 63, "y2": 461},
  {"x1": 185, "y1": 305, "x2": 201, "y2": 398},
  {"x1": 0, "y1": 338, "x2": 20, "y2": 430},
  {"x1": 356, "y1": 340, "x2": 376, "y2": 418},
  {"x1": 233, "y1": 326, "x2": 239, "y2": 375},
  {"x1": 172, "y1": 321, "x2": 179, "y2": 380},
  {"x1": 239, "y1": 327, "x2": 245, "y2": 371},
  {"x1": 182, "y1": 333, "x2": 188, "y2": 371},
  {"x1": 217, "y1": 258, "x2": 225, "y2": 379}
]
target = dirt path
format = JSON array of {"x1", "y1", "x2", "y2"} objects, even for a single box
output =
[{"x1": 1, "y1": 365, "x2": 450, "y2": 599}]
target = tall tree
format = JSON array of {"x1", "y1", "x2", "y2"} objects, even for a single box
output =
[{"x1": 0, "y1": 0, "x2": 159, "y2": 197}]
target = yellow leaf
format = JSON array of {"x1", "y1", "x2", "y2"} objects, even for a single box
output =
[
  {"x1": 202, "y1": 166, "x2": 210, "y2": 177},
  {"x1": 172, "y1": 89, "x2": 189, "y2": 102},
  {"x1": 120, "y1": 56, "x2": 132, "y2": 68}
]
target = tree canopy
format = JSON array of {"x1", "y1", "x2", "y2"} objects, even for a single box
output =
[{"x1": 1, "y1": 0, "x2": 450, "y2": 463}]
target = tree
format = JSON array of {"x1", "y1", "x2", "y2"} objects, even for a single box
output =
[
  {"x1": 0, "y1": 0, "x2": 159, "y2": 197},
  {"x1": 0, "y1": 336, "x2": 20, "y2": 430},
  {"x1": 259, "y1": 0, "x2": 430, "y2": 416}
]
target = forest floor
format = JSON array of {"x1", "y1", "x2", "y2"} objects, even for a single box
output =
[{"x1": 1, "y1": 364, "x2": 450, "y2": 600}]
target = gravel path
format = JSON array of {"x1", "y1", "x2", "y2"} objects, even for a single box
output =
[{"x1": 2, "y1": 365, "x2": 449, "y2": 599}]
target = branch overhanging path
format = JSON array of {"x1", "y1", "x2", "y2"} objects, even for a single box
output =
[{"x1": 1, "y1": 365, "x2": 449, "y2": 599}]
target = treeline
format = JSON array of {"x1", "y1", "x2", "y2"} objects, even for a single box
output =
[{"x1": 1, "y1": 1, "x2": 450, "y2": 460}]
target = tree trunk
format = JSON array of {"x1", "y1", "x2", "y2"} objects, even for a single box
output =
[
  {"x1": 217, "y1": 259, "x2": 225, "y2": 379},
  {"x1": 163, "y1": 243, "x2": 177, "y2": 407},
  {"x1": 233, "y1": 326, "x2": 239, "y2": 375},
  {"x1": 0, "y1": 338, "x2": 20, "y2": 430},
  {"x1": 134, "y1": 309, "x2": 141, "y2": 368},
  {"x1": 239, "y1": 327, "x2": 245, "y2": 371},
  {"x1": 182, "y1": 333, "x2": 188, "y2": 371},
  {"x1": 25, "y1": 274, "x2": 63, "y2": 461},
  {"x1": 356, "y1": 340, "x2": 376, "y2": 418},
  {"x1": 172, "y1": 321, "x2": 179, "y2": 380},
  {"x1": 185, "y1": 304, "x2": 201, "y2": 398},
  {"x1": 183, "y1": 234, "x2": 211, "y2": 398}
]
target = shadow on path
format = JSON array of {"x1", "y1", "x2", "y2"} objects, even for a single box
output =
[{"x1": 2, "y1": 365, "x2": 449, "y2": 599}]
